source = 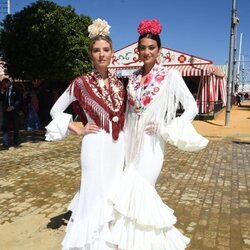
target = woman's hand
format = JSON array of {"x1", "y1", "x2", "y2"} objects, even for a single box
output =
[
  {"x1": 81, "y1": 122, "x2": 101, "y2": 136},
  {"x1": 145, "y1": 122, "x2": 159, "y2": 135},
  {"x1": 69, "y1": 122, "x2": 101, "y2": 136}
]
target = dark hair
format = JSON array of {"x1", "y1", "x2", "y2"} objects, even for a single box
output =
[
  {"x1": 89, "y1": 35, "x2": 113, "y2": 53},
  {"x1": 1, "y1": 78, "x2": 11, "y2": 84},
  {"x1": 138, "y1": 33, "x2": 161, "y2": 48}
]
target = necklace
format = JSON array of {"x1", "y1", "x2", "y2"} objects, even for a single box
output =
[{"x1": 135, "y1": 79, "x2": 145, "y2": 118}]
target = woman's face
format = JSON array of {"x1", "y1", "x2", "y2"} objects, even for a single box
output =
[
  {"x1": 138, "y1": 37, "x2": 160, "y2": 67},
  {"x1": 90, "y1": 39, "x2": 113, "y2": 71}
]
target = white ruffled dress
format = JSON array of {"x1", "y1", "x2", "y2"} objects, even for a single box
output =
[
  {"x1": 106, "y1": 66, "x2": 209, "y2": 250},
  {"x1": 45, "y1": 84, "x2": 125, "y2": 250}
]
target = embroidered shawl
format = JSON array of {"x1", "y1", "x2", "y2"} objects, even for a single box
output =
[
  {"x1": 127, "y1": 63, "x2": 167, "y2": 113},
  {"x1": 70, "y1": 70, "x2": 126, "y2": 140},
  {"x1": 125, "y1": 64, "x2": 198, "y2": 164}
]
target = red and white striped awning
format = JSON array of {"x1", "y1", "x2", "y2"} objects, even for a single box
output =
[
  {"x1": 165, "y1": 64, "x2": 225, "y2": 77},
  {"x1": 109, "y1": 64, "x2": 224, "y2": 78},
  {"x1": 166, "y1": 64, "x2": 213, "y2": 76}
]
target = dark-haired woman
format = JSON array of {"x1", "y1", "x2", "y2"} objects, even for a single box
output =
[{"x1": 107, "y1": 19, "x2": 208, "y2": 250}]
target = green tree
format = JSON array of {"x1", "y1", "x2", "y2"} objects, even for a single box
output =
[{"x1": 0, "y1": 0, "x2": 92, "y2": 81}]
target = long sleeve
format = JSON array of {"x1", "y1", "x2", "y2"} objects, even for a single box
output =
[
  {"x1": 160, "y1": 70, "x2": 208, "y2": 151},
  {"x1": 45, "y1": 86, "x2": 76, "y2": 141},
  {"x1": 174, "y1": 70, "x2": 198, "y2": 121}
]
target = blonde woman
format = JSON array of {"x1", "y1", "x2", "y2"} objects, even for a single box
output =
[{"x1": 45, "y1": 19, "x2": 126, "y2": 250}]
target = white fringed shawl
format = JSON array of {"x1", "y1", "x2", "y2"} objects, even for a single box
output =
[{"x1": 125, "y1": 66, "x2": 208, "y2": 165}]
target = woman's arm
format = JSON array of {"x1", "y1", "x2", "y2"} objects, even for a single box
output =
[
  {"x1": 48, "y1": 82, "x2": 101, "y2": 138},
  {"x1": 45, "y1": 85, "x2": 76, "y2": 141},
  {"x1": 50, "y1": 86, "x2": 76, "y2": 119},
  {"x1": 173, "y1": 70, "x2": 198, "y2": 121}
]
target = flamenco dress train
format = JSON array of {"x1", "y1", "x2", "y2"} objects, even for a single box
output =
[{"x1": 107, "y1": 67, "x2": 209, "y2": 250}]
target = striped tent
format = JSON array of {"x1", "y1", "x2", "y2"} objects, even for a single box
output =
[{"x1": 109, "y1": 42, "x2": 226, "y2": 115}]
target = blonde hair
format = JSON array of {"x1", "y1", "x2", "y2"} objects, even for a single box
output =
[{"x1": 89, "y1": 35, "x2": 113, "y2": 53}]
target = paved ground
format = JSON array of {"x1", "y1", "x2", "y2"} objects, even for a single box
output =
[{"x1": 0, "y1": 101, "x2": 249, "y2": 250}]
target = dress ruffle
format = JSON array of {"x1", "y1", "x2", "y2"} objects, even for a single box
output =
[
  {"x1": 62, "y1": 198, "x2": 114, "y2": 250},
  {"x1": 160, "y1": 117, "x2": 209, "y2": 152},
  {"x1": 107, "y1": 166, "x2": 190, "y2": 250},
  {"x1": 45, "y1": 113, "x2": 72, "y2": 141},
  {"x1": 67, "y1": 192, "x2": 80, "y2": 212}
]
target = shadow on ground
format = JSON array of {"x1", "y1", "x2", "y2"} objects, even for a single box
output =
[
  {"x1": 203, "y1": 120, "x2": 223, "y2": 127},
  {"x1": 232, "y1": 140, "x2": 250, "y2": 145},
  {"x1": 0, "y1": 129, "x2": 46, "y2": 149},
  {"x1": 238, "y1": 103, "x2": 250, "y2": 110},
  {"x1": 47, "y1": 211, "x2": 72, "y2": 229}
]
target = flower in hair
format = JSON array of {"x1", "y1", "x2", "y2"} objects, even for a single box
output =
[
  {"x1": 88, "y1": 18, "x2": 111, "y2": 38},
  {"x1": 137, "y1": 19, "x2": 162, "y2": 35}
]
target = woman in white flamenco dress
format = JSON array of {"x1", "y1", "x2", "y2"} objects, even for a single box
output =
[
  {"x1": 45, "y1": 19, "x2": 126, "y2": 250},
  {"x1": 106, "y1": 19, "x2": 209, "y2": 250}
]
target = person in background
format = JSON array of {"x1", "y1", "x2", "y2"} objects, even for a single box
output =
[
  {"x1": 24, "y1": 86, "x2": 40, "y2": 131},
  {"x1": 107, "y1": 19, "x2": 209, "y2": 249},
  {"x1": 32, "y1": 79, "x2": 54, "y2": 129},
  {"x1": 0, "y1": 78, "x2": 22, "y2": 148},
  {"x1": 236, "y1": 92, "x2": 242, "y2": 106},
  {"x1": 45, "y1": 18, "x2": 126, "y2": 250}
]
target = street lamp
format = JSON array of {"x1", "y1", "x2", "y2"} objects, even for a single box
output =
[{"x1": 225, "y1": 0, "x2": 239, "y2": 126}]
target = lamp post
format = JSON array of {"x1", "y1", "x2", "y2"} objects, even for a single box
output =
[
  {"x1": 232, "y1": 15, "x2": 239, "y2": 96},
  {"x1": 225, "y1": 0, "x2": 239, "y2": 126}
]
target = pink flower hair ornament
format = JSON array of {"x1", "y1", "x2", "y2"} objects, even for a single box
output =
[{"x1": 137, "y1": 19, "x2": 162, "y2": 35}]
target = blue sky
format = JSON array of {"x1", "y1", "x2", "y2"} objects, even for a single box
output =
[{"x1": 2, "y1": 0, "x2": 250, "y2": 79}]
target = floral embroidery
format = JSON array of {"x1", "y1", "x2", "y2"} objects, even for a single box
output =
[
  {"x1": 144, "y1": 73, "x2": 153, "y2": 86},
  {"x1": 85, "y1": 70, "x2": 125, "y2": 113},
  {"x1": 155, "y1": 74, "x2": 165, "y2": 83},
  {"x1": 71, "y1": 70, "x2": 126, "y2": 140},
  {"x1": 127, "y1": 64, "x2": 167, "y2": 113},
  {"x1": 153, "y1": 87, "x2": 160, "y2": 92},
  {"x1": 112, "y1": 85, "x2": 120, "y2": 94},
  {"x1": 128, "y1": 95, "x2": 135, "y2": 106},
  {"x1": 97, "y1": 79, "x2": 105, "y2": 88},
  {"x1": 141, "y1": 95, "x2": 152, "y2": 106}
]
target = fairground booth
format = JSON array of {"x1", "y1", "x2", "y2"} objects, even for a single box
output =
[{"x1": 109, "y1": 42, "x2": 227, "y2": 119}]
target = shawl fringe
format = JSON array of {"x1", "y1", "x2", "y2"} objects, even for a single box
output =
[{"x1": 70, "y1": 76, "x2": 125, "y2": 140}]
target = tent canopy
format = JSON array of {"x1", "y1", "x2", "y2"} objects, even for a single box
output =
[{"x1": 109, "y1": 42, "x2": 224, "y2": 77}]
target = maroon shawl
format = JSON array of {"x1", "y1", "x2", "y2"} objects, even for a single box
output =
[{"x1": 70, "y1": 70, "x2": 126, "y2": 140}]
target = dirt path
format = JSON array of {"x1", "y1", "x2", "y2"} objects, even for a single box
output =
[{"x1": 193, "y1": 100, "x2": 250, "y2": 140}]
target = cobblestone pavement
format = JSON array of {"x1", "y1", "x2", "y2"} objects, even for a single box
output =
[{"x1": 0, "y1": 130, "x2": 249, "y2": 250}]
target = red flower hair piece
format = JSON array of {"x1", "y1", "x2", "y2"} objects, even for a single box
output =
[{"x1": 137, "y1": 19, "x2": 162, "y2": 35}]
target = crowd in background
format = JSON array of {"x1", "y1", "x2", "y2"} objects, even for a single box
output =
[
  {"x1": 0, "y1": 77, "x2": 249, "y2": 148},
  {"x1": 0, "y1": 78, "x2": 75, "y2": 148},
  {"x1": 235, "y1": 92, "x2": 249, "y2": 106}
]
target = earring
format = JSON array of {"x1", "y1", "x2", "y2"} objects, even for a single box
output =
[{"x1": 156, "y1": 54, "x2": 161, "y2": 64}]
